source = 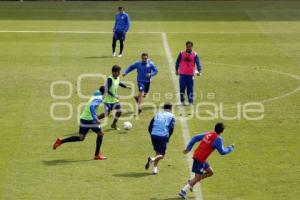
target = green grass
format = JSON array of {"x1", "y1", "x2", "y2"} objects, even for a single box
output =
[{"x1": 0, "y1": 1, "x2": 300, "y2": 200}]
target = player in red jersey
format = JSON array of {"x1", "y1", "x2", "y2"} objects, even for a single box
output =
[{"x1": 179, "y1": 122, "x2": 235, "y2": 199}]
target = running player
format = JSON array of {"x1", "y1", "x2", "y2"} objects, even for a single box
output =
[
  {"x1": 122, "y1": 53, "x2": 158, "y2": 114},
  {"x1": 53, "y1": 86, "x2": 107, "y2": 160},
  {"x1": 179, "y1": 122, "x2": 235, "y2": 199}
]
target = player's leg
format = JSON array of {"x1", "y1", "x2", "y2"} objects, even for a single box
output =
[
  {"x1": 143, "y1": 82, "x2": 150, "y2": 98},
  {"x1": 118, "y1": 32, "x2": 125, "y2": 57},
  {"x1": 111, "y1": 103, "x2": 122, "y2": 130},
  {"x1": 98, "y1": 103, "x2": 112, "y2": 120},
  {"x1": 145, "y1": 135, "x2": 166, "y2": 174},
  {"x1": 92, "y1": 126, "x2": 106, "y2": 160},
  {"x1": 53, "y1": 121, "x2": 88, "y2": 150},
  {"x1": 135, "y1": 82, "x2": 145, "y2": 114},
  {"x1": 186, "y1": 75, "x2": 194, "y2": 105},
  {"x1": 179, "y1": 159, "x2": 205, "y2": 198},
  {"x1": 179, "y1": 75, "x2": 187, "y2": 105},
  {"x1": 112, "y1": 32, "x2": 118, "y2": 56}
]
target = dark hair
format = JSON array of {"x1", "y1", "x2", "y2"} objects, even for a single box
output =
[
  {"x1": 99, "y1": 85, "x2": 105, "y2": 94},
  {"x1": 163, "y1": 103, "x2": 172, "y2": 110},
  {"x1": 112, "y1": 65, "x2": 121, "y2": 72},
  {"x1": 215, "y1": 122, "x2": 225, "y2": 134},
  {"x1": 118, "y1": 7, "x2": 124, "y2": 11},
  {"x1": 141, "y1": 53, "x2": 148, "y2": 57},
  {"x1": 186, "y1": 41, "x2": 193, "y2": 46}
]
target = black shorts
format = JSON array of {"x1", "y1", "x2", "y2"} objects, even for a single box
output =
[
  {"x1": 192, "y1": 159, "x2": 210, "y2": 174},
  {"x1": 104, "y1": 102, "x2": 121, "y2": 114},
  {"x1": 79, "y1": 119, "x2": 102, "y2": 135},
  {"x1": 151, "y1": 135, "x2": 168, "y2": 155},
  {"x1": 138, "y1": 81, "x2": 151, "y2": 94}
]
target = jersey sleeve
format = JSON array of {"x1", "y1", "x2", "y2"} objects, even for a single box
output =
[
  {"x1": 150, "y1": 63, "x2": 158, "y2": 77},
  {"x1": 89, "y1": 98, "x2": 102, "y2": 121},
  {"x1": 186, "y1": 133, "x2": 205, "y2": 151},
  {"x1": 212, "y1": 137, "x2": 234, "y2": 155}
]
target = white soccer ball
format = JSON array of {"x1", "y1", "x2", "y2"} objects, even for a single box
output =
[{"x1": 123, "y1": 121, "x2": 133, "y2": 130}]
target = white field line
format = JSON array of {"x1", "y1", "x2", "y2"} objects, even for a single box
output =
[
  {"x1": 161, "y1": 32, "x2": 203, "y2": 200},
  {"x1": 0, "y1": 30, "x2": 299, "y2": 34}
]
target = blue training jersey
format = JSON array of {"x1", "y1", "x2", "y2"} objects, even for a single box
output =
[
  {"x1": 150, "y1": 111, "x2": 175, "y2": 138},
  {"x1": 124, "y1": 60, "x2": 158, "y2": 83},
  {"x1": 114, "y1": 12, "x2": 130, "y2": 32}
]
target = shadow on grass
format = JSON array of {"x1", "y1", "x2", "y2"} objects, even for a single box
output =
[
  {"x1": 113, "y1": 172, "x2": 152, "y2": 178},
  {"x1": 149, "y1": 197, "x2": 184, "y2": 200},
  {"x1": 85, "y1": 56, "x2": 112, "y2": 59},
  {"x1": 42, "y1": 159, "x2": 93, "y2": 166}
]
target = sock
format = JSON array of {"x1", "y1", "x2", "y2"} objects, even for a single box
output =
[
  {"x1": 95, "y1": 135, "x2": 103, "y2": 156},
  {"x1": 62, "y1": 136, "x2": 81, "y2": 143},
  {"x1": 153, "y1": 166, "x2": 158, "y2": 174},
  {"x1": 112, "y1": 118, "x2": 118, "y2": 125},
  {"x1": 112, "y1": 39, "x2": 117, "y2": 53},
  {"x1": 182, "y1": 183, "x2": 191, "y2": 193},
  {"x1": 150, "y1": 157, "x2": 155, "y2": 162},
  {"x1": 119, "y1": 40, "x2": 124, "y2": 54}
]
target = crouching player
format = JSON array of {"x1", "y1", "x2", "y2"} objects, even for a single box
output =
[
  {"x1": 179, "y1": 122, "x2": 235, "y2": 199},
  {"x1": 145, "y1": 103, "x2": 175, "y2": 175},
  {"x1": 53, "y1": 86, "x2": 107, "y2": 160}
]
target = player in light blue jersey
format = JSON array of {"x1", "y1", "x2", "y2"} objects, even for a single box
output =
[{"x1": 145, "y1": 103, "x2": 175, "y2": 175}]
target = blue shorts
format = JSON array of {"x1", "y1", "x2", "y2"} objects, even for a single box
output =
[
  {"x1": 138, "y1": 82, "x2": 151, "y2": 93},
  {"x1": 113, "y1": 31, "x2": 126, "y2": 41},
  {"x1": 151, "y1": 135, "x2": 168, "y2": 155},
  {"x1": 104, "y1": 102, "x2": 121, "y2": 114},
  {"x1": 79, "y1": 119, "x2": 102, "y2": 135},
  {"x1": 192, "y1": 159, "x2": 210, "y2": 174}
]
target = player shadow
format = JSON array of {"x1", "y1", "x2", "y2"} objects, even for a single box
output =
[
  {"x1": 149, "y1": 197, "x2": 184, "y2": 200},
  {"x1": 42, "y1": 159, "x2": 93, "y2": 166},
  {"x1": 85, "y1": 55, "x2": 112, "y2": 59},
  {"x1": 112, "y1": 172, "x2": 152, "y2": 178}
]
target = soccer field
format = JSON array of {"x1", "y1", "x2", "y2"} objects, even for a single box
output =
[{"x1": 0, "y1": 1, "x2": 300, "y2": 200}]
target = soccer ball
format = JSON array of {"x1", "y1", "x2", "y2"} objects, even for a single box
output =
[{"x1": 123, "y1": 121, "x2": 132, "y2": 130}]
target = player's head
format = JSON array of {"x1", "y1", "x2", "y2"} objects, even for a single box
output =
[
  {"x1": 163, "y1": 103, "x2": 173, "y2": 112},
  {"x1": 141, "y1": 53, "x2": 148, "y2": 63},
  {"x1": 118, "y1": 7, "x2": 124, "y2": 13},
  {"x1": 215, "y1": 122, "x2": 225, "y2": 134},
  {"x1": 186, "y1": 41, "x2": 194, "y2": 53},
  {"x1": 112, "y1": 65, "x2": 121, "y2": 78},
  {"x1": 98, "y1": 85, "x2": 105, "y2": 94}
]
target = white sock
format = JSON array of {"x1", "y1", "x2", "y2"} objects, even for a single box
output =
[
  {"x1": 153, "y1": 166, "x2": 158, "y2": 174},
  {"x1": 182, "y1": 184, "x2": 191, "y2": 192},
  {"x1": 150, "y1": 157, "x2": 155, "y2": 162}
]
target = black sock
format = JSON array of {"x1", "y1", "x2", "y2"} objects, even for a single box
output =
[
  {"x1": 119, "y1": 40, "x2": 124, "y2": 54},
  {"x1": 95, "y1": 135, "x2": 103, "y2": 156},
  {"x1": 112, "y1": 39, "x2": 117, "y2": 53},
  {"x1": 62, "y1": 136, "x2": 81, "y2": 143}
]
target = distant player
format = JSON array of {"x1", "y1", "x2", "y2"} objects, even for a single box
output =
[
  {"x1": 98, "y1": 65, "x2": 131, "y2": 130},
  {"x1": 53, "y1": 86, "x2": 107, "y2": 160},
  {"x1": 175, "y1": 41, "x2": 202, "y2": 105},
  {"x1": 178, "y1": 122, "x2": 235, "y2": 199},
  {"x1": 112, "y1": 6, "x2": 130, "y2": 57},
  {"x1": 145, "y1": 103, "x2": 175, "y2": 175},
  {"x1": 122, "y1": 53, "x2": 158, "y2": 114}
]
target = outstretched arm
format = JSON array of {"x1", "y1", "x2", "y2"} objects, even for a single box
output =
[
  {"x1": 123, "y1": 63, "x2": 137, "y2": 76},
  {"x1": 213, "y1": 137, "x2": 234, "y2": 155},
  {"x1": 184, "y1": 133, "x2": 205, "y2": 153}
]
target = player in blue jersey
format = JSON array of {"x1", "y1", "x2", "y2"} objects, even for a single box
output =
[
  {"x1": 122, "y1": 53, "x2": 158, "y2": 114},
  {"x1": 144, "y1": 103, "x2": 175, "y2": 175},
  {"x1": 112, "y1": 7, "x2": 130, "y2": 57}
]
